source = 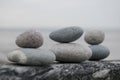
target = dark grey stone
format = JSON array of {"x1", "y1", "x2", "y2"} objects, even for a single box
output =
[
  {"x1": 84, "y1": 30, "x2": 105, "y2": 45},
  {"x1": 0, "y1": 60, "x2": 120, "y2": 80},
  {"x1": 89, "y1": 45, "x2": 110, "y2": 60},
  {"x1": 16, "y1": 29, "x2": 43, "y2": 48},
  {"x1": 7, "y1": 48, "x2": 56, "y2": 65},
  {"x1": 50, "y1": 43, "x2": 92, "y2": 62},
  {"x1": 49, "y1": 26, "x2": 83, "y2": 43}
]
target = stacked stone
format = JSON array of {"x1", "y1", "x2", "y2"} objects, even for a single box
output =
[
  {"x1": 84, "y1": 30, "x2": 110, "y2": 60},
  {"x1": 49, "y1": 26, "x2": 92, "y2": 62},
  {"x1": 7, "y1": 29, "x2": 56, "y2": 65}
]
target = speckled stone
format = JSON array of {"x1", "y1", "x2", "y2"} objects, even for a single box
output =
[
  {"x1": 84, "y1": 30, "x2": 105, "y2": 45},
  {"x1": 89, "y1": 45, "x2": 110, "y2": 60},
  {"x1": 16, "y1": 29, "x2": 43, "y2": 48},
  {"x1": 49, "y1": 26, "x2": 83, "y2": 43},
  {"x1": 50, "y1": 43, "x2": 92, "y2": 62},
  {"x1": 92, "y1": 69, "x2": 110, "y2": 78},
  {"x1": 7, "y1": 48, "x2": 56, "y2": 65}
]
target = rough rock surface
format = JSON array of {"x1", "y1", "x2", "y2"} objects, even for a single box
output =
[{"x1": 0, "y1": 60, "x2": 120, "y2": 80}]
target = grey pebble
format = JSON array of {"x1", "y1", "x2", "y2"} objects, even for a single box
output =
[
  {"x1": 84, "y1": 30, "x2": 105, "y2": 45},
  {"x1": 49, "y1": 26, "x2": 83, "y2": 43},
  {"x1": 7, "y1": 48, "x2": 56, "y2": 65},
  {"x1": 92, "y1": 69, "x2": 110, "y2": 79},
  {"x1": 16, "y1": 29, "x2": 43, "y2": 48},
  {"x1": 50, "y1": 43, "x2": 92, "y2": 62},
  {"x1": 89, "y1": 45, "x2": 110, "y2": 60}
]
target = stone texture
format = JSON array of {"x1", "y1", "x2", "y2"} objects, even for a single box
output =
[
  {"x1": 92, "y1": 69, "x2": 110, "y2": 78},
  {"x1": 0, "y1": 60, "x2": 120, "y2": 80},
  {"x1": 84, "y1": 30, "x2": 105, "y2": 45},
  {"x1": 49, "y1": 26, "x2": 83, "y2": 43},
  {"x1": 16, "y1": 29, "x2": 43, "y2": 48},
  {"x1": 7, "y1": 48, "x2": 56, "y2": 65},
  {"x1": 89, "y1": 45, "x2": 110, "y2": 60},
  {"x1": 50, "y1": 43, "x2": 92, "y2": 62}
]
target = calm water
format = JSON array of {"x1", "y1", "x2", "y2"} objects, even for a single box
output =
[{"x1": 0, "y1": 29, "x2": 120, "y2": 63}]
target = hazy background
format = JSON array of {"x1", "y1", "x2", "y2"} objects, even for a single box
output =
[
  {"x1": 0, "y1": 0, "x2": 120, "y2": 29},
  {"x1": 0, "y1": 0, "x2": 120, "y2": 63}
]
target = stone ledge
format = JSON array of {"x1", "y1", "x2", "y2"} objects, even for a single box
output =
[{"x1": 0, "y1": 60, "x2": 120, "y2": 80}]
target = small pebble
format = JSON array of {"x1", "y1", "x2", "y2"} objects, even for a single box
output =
[
  {"x1": 50, "y1": 43, "x2": 92, "y2": 62},
  {"x1": 16, "y1": 29, "x2": 43, "y2": 48},
  {"x1": 49, "y1": 26, "x2": 83, "y2": 43},
  {"x1": 89, "y1": 45, "x2": 110, "y2": 60},
  {"x1": 7, "y1": 48, "x2": 56, "y2": 65},
  {"x1": 84, "y1": 30, "x2": 105, "y2": 45}
]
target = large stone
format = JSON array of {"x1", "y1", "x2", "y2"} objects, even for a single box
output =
[
  {"x1": 89, "y1": 45, "x2": 110, "y2": 60},
  {"x1": 7, "y1": 48, "x2": 56, "y2": 65},
  {"x1": 84, "y1": 30, "x2": 105, "y2": 45},
  {"x1": 49, "y1": 26, "x2": 83, "y2": 43},
  {"x1": 0, "y1": 60, "x2": 120, "y2": 80},
  {"x1": 16, "y1": 29, "x2": 43, "y2": 48},
  {"x1": 50, "y1": 43, "x2": 92, "y2": 62}
]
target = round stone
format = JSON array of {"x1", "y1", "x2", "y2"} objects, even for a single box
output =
[
  {"x1": 50, "y1": 43, "x2": 92, "y2": 62},
  {"x1": 84, "y1": 30, "x2": 105, "y2": 45},
  {"x1": 49, "y1": 26, "x2": 83, "y2": 43},
  {"x1": 7, "y1": 48, "x2": 56, "y2": 65},
  {"x1": 16, "y1": 29, "x2": 43, "y2": 48},
  {"x1": 89, "y1": 45, "x2": 110, "y2": 60}
]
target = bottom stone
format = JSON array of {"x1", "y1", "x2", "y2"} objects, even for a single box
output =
[{"x1": 0, "y1": 60, "x2": 120, "y2": 80}]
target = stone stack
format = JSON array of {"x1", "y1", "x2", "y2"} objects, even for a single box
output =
[
  {"x1": 7, "y1": 29, "x2": 56, "y2": 65},
  {"x1": 49, "y1": 26, "x2": 92, "y2": 62},
  {"x1": 84, "y1": 30, "x2": 110, "y2": 60},
  {"x1": 7, "y1": 27, "x2": 110, "y2": 65}
]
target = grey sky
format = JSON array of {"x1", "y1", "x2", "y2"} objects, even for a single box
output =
[{"x1": 0, "y1": 0, "x2": 120, "y2": 29}]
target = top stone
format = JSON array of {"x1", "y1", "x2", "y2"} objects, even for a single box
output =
[
  {"x1": 16, "y1": 29, "x2": 43, "y2": 48},
  {"x1": 49, "y1": 26, "x2": 83, "y2": 43},
  {"x1": 84, "y1": 30, "x2": 105, "y2": 45}
]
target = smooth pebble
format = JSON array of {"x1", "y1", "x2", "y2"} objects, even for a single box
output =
[
  {"x1": 89, "y1": 45, "x2": 110, "y2": 60},
  {"x1": 7, "y1": 48, "x2": 56, "y2": 65},
  {"x1": 84, "y1": 30, "x2": 105, "y2": 45},
  {"x1": 50, "y1": 43, "x2": 92, "y2": 62},
  {"x1": 16, "y1": 29, "x2": 43, "y2": 48},
  {"x1": 49, "y1": 26, "x2": 83, "y2": 43}
]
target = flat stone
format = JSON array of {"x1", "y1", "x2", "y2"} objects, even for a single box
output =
[
  {"x1": 50, "y1": 43, "x2": 92, "y2": 62},
  {"x1": 89, "y1": 45, "x2": 110, "y2": 60},
  {"x1": 7, "y1": 48, "x2": 56, "y2": 65},
  {"x1": 92, "y1": 69, "x2": 110, "y2": 78},
  {"x1": 84, "y1": 30, "x2": 105, "y2": 45},
  {"x1": 16, "y1": 29, "x2": 43, "y2": 48},
  {"x1": 0, "y1": 60, "x2": 120, "y2": 80},
  {"x1": 49, "y1": 26, "x2": 83, "y2": 43}
]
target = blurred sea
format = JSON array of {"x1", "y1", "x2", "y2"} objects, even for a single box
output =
[{"x1": 0, "y1": 28, "x2": 120, "y2": 63}]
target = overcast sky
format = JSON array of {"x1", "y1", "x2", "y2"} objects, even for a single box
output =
[{"x1": 0, "y1": 0, "x2": 120, "y2": 29}]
